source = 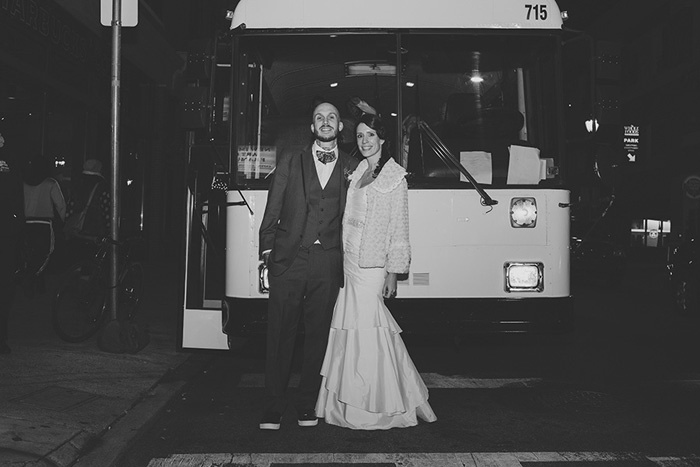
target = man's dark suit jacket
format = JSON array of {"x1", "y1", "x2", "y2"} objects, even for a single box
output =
[{"x1": 259, "y1": 146, "x2": 358, "y2": 280}]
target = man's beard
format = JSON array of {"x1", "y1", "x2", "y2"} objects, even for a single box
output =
[{"x1": 315, "y1": 128, "x2": 338, "y2": 143}]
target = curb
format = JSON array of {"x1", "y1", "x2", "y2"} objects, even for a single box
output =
[{"x1": 72, "y1": 354, "x2": 214, "y2": 467}]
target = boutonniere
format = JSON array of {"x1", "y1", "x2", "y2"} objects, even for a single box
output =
[{"x1": 343, "y1": 167, "x2": 355, "y2": 186}]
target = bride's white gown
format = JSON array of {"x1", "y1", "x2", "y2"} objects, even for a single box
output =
[{"x1": 315, "y1": 175, "x2": 437, "y2": 430}]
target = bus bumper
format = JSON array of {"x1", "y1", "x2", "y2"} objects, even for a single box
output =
[{"x1": 222, "y1": 296, "x2": 574, "y2": 336}]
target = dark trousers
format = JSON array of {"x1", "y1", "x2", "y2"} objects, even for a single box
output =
[
  {"x1": 22, "y1": 220, "x2": 54, "y2": 294},
  {"x1": 265, "y1": 244, "x2": 341, "y2": 414}
]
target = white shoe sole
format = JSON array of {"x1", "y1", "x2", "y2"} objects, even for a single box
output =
[
  {"x1": 259, "y1": 422, "x2": 281, "y2": 430},
  {"x1": 298, "y1": 419, "x2": 318, "y2": 427}
]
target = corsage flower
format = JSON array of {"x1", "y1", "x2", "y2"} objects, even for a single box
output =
[{"x1": 343, "y1": 166, "x2": 355, "y2": 186}]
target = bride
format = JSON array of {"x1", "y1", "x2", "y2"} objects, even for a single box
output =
[{"x1": 315, "y1": 113, "x2": 437, "y2": 430}]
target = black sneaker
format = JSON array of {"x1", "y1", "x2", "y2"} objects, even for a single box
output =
[
  {"x1": 259, "y1": 411, "x2": 282, "y2": 430},
  {"x1": 297, "y1": 410, "x2": 318, "y2": 427}
]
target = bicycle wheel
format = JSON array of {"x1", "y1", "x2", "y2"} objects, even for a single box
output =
[
  {"x1": 118, "y1": 262, "x2": 144, "y2": 322},
  {"x1": 52, "y1": 260, "x2": 107, "y2": 342}
]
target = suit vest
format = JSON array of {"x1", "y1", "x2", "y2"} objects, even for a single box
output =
[{"x1": 301, "y1": 162, "x2": 342, "y2": 249}]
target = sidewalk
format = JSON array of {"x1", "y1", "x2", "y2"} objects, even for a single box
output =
[{"x1": 0, "y1": 258, "x2": 209, "y2": 467}]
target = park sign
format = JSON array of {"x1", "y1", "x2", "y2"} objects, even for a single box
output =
[
  {"x1": 101, "y1": 0, "x2": 138, "y2": 27},
  {"x1": 623, "y1": 124, "x2": 639, "y2": 163}
]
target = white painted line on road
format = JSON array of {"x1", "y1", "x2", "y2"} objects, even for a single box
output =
[
  {"x1": 146, "y1": 452, "x2": 700, "y2": 467},
  {"x1": 420, "y1": 373, "x2": 542, "y2": 388},
  {"x1": 648, "y1": 456, "x2": 700, "y2": 467},
  {"x1": 238, "y1": 374, "x2": 700, "y2": 389},
  {"x1": 662, "y1": 379, "x2": 700, "y2": 388},
  {"x1": 237, "y1": 373, "x2": 543, "y2": 389}
]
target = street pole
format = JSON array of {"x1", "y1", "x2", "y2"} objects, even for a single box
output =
[{"x1": 109, "y1": 0, "x2": 122, "y2": 323}]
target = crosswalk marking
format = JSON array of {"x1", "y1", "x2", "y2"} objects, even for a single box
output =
[
  {"x1": 146, "y1": 452, "x2": 700, "y2": 467},
  {"x1": 237, "y1": 373, "x2": 700, "y2": 389},
  {"x1": 237, "y1": 373, "x2": 543, "y2": 389},
  {"x1": 420, "y1": 374, "x2": 542, "y2": 388}
]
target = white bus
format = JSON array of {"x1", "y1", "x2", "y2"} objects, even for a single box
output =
[{"x1": 181, "y1": 0, "x2": 573, "y2": 350}]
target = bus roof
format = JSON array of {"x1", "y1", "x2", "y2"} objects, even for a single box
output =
[{"x1": 230, "y1": 0, "x2": 563, "y2": 31}]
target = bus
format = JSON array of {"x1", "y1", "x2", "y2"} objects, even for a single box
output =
[{"x1": 181, "y1": 0, "x2": 573, "y2": 350}]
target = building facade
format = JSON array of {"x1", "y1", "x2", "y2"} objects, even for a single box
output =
[{"x1": 0, "y1": 0, "x2": 225, "y2": 256}]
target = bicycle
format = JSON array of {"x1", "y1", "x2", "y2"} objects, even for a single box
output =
[{"x1": 52, "y1": 236, "x2": 144, "y2": 343}]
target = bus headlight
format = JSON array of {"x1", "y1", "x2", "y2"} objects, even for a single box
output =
[
  {"x1": 504, "y1": 262, "x2": 544, "y2": 292},
  {"x1": 259, "y1": 263, "x2": 269, "y2": 293},
  {"x1": 510, "y1": 197, "x2": 537, "y2": 228}
]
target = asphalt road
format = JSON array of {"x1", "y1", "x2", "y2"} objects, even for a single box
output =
[{"x1": 119, "y1": 258, "x2": 700, "y2": 467}]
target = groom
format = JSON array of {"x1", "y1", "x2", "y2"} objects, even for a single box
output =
[{"x1": 258, "y1": 101, "x2": 358, "y2": 430}]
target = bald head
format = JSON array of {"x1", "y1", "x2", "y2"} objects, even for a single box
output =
[{"x1": 311, "y1": 102, "x2": 343, "y2": 144}]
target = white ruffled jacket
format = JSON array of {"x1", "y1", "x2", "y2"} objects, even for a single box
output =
[{"x1": 347, "y1": 157, "x2": 410, "y2": 273}]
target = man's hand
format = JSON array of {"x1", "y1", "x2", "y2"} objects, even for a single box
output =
[{"x1": 261, "y1": 250, "x2": 271, "y2": 266}]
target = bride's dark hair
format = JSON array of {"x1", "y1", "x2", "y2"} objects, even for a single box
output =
[{"x1": 357, "y1": 113, "x2": 391, "y2": 178}]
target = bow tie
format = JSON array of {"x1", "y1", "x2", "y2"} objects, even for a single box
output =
[{"x1": 316, "y1": 150, "x2": 336, "y2": 164}]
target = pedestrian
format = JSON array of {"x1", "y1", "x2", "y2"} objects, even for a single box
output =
[
  {"x1": 22, "y1": 156, "x2": 66, "y2": 295},
  {"x1": 315, "y1": 113, "x2": 437, "y2": 429},
  {"x1": 64, "y1": 159, "x2": 110, "y2": 261},
  {"x1": 258, "y1": 101, "x2": 359, "y2": 430},
  {"x1": 0, "y1": 131, "x2": 24, "y2": 354}
]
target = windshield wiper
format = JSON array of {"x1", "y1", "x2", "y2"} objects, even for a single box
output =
[{"x1": 417, "y1": 121, "x2": 498, "y2": 207}]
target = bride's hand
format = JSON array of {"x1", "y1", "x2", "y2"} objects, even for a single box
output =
[{"x1": 383, "y1": 272, "x2": 398, "y2": 299}]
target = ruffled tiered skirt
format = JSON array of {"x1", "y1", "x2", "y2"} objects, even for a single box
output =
[{"x1": 315, "y1": 249, "x2": 437, "y2": 430}]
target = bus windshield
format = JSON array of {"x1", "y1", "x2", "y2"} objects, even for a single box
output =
[{"x1": 231, "y1": 32, "x2": 562, "y2": 189}]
